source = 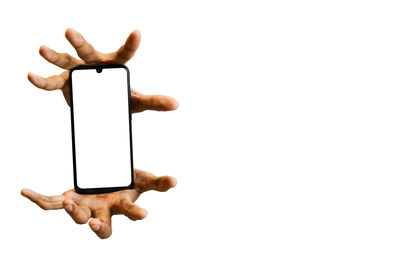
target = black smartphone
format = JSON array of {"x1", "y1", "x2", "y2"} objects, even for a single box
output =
[{"x1": 69, "y1": 64, "x2": 134, "y2": 194}]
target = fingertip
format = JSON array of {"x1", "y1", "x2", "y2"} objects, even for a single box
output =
[
  {"x1": 27, "y1": 72, "x2": 45, "y2": 88},
  {"x1": 39, "y1": 45, "x2": 47, "y2": 55},
  {"x1": 65, "y1": 28, "x2": 83, "y2": 47},
  {"x1": 39, "y1": 45, "x2": 47, "y2": 57},
  {"x1": 156, "y1": 96, "x2": 180, "y2": 111},
  {"x1": 137, "y1": 208, "x2": 148, "y2": 220},
  {"x1": 159, "y1": 176, "x2": 178, "y2": 191},
  {"x1": 133, "y1": 29, "x2": 141, "y2": 40},
  {"x1": 62, "y1": 198, "x2": 74, "y2": 212},
  {"x1": 159, "y1": 96, "x2": 179, "y2": 111},
  {"x1": 65, "y1": 28, "x2": 76, "y2": 37},
  {"x1": 89, "y1": 219, "x2": 101, "y2": 232},
  {"x1": 168, "y1": 98, "x2": 179, "y2": 110},
  {"x1": 130, "y1": 29, "x2": 141, "y2": 38},
  {"x1": 170, "y1": 177, "x2": 178, "y2": 187},
  {"x1": 124, "y1": 30, "x2": 141, "y2": 53},
  {"x1": 39, "y1": 45, "x2": 57, "y2": 61},
  {"x1": 20, "y1": 188, "x2": 28, "y2": 197},
  {"x1": 166, "y1": 176, "x2": 178, "y2": 189},
  {"x1": 27, "y1": 72, "x2": 34, "y2": 81},
  {"x1": 20, "y1": 188, "x2": 39, "y2": 200},
  {"x1": 89, "y1": 219, "x2": 111, "y2": 239}
]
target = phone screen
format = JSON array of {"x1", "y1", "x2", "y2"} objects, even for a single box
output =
[{"x1": 70, "y1": 66, "x2": 133, "y2": 192}]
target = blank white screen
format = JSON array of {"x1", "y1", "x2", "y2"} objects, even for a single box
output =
[{"x1": 71, "y1": 67, "x2": 132, "y2": 189}]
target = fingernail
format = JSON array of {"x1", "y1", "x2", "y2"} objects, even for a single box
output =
[
  {"x1": 92, "y1": 223, "x2": 100, "y2": 231},
  {"x1": 141, "y1": 209, "x2": 148, "y2": 218},
  {"x1": 65, "y1": 204, "x2": 73, "y2": 212},
  {"x1": 64, "y1": 199, "x2": 73, "y2": 212},
  {"x1": 170, "y1": 177, "x2": 178, "y2": 187}
]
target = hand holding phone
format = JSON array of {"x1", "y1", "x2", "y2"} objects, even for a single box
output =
[
  {"x1": 23, "y1": 28, "x2": 179, "y2": 239},
  {"x1": 27, "y1": 28, "x2": 178, "y2": 113}
]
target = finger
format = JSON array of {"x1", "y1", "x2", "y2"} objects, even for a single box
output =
[
  {"x1": 113, "y1": 30, "x2": 141, "y2": 64},
  {"x1": 120, "y1": 198, "x2": 147, "y2": 221},
  {"x1": 134, "y1": 169, "x2": 178, "y2": 193},
  {"x1": 21, "y1": 188, "x2": 64, "y2": 210},
  {"x1": 89, "y1": 210, "x2": 112, "y2": 239},
  {"x1": 39, "y1": 45, "x2": 83, "y2": 70},
  {"x1": 62, "y1": 198, "x2": 91, "y2": 224},
  {"x1": 65, "y1": 28, "x2": 102, "y2": 63},
  {"x1": 27, "y1": 71, "x2": 68, "y2": 91},
  {"x1": 131, "y1": 91, "x2": 179, "y2": 113}
]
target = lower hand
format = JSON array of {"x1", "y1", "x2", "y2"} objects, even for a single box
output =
[{"x1": 21, "y1": 169, "x2": 177, "y2": 239}]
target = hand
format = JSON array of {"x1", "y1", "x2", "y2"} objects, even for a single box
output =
[
  {"x1": 21, "y1": 169, "x2": 177, "y2": 239},
  {"x1": 27, "y1": 28, "x2": 178, "y2": 113}
]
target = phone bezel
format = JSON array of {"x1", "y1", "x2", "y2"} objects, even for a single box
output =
[{"x1": 69, "y1": 64, "x2": 134, "y2": 194}]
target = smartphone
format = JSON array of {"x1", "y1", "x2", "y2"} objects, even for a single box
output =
[{"x1": 69, "y1": 64, "x2": 134, "y2": 194}]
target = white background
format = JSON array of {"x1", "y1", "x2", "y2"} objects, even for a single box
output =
[{"x1": 1, "y1": 0, "x2": 400, "y2": 266}]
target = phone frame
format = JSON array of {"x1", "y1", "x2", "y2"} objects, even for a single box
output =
[{"x1": 69, "y1": 64, "x2": 134, "y2": 194}]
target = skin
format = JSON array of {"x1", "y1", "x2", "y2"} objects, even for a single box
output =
[
  {"x1": 27, "y1": 28, "x2": 179, "y2": 111},
  {"x1": 22, "y1": 28, "x2": 178, "y2": 239},
  {"x1": 21, "y1": 169, "x2": 176, "y2": 239}
]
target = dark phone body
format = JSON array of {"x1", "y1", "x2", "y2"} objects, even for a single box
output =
[{"x1": 69, "y1": 64, "x2": 134, "y2": 194}]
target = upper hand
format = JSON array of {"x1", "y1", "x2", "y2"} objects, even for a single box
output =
[
  {"x1": 27, "y1": 28, "x2": 178, "y2": 113},
  {"x1": 21, "y1": 169, "x2": 177, "y2": 239}
]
